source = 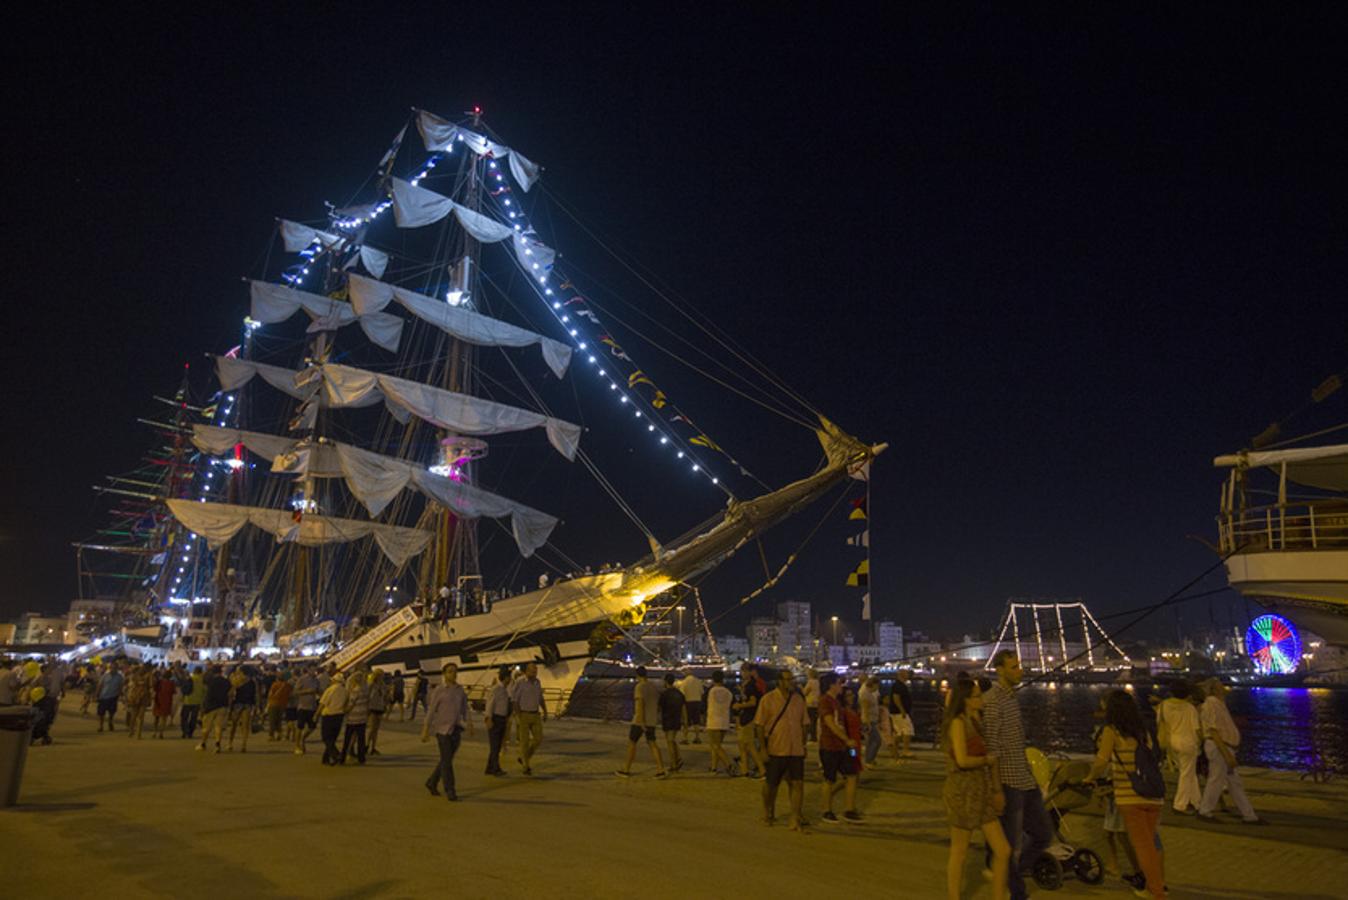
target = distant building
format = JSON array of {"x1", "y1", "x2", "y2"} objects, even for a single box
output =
[
  {"x1": 0, "y1": 623, "x2": 15, "y2": 645},
  {"x1": 748, "y1": 617, "x2": 780, "y2": 661},
  {"x1": 905, "y1": 640, "x2": 943, "y2": 662},
  {"x1": 877, "y1": 621, "x2": 904, "y2": 661},
  {"x1": 16, "y1": 612, "x2": 71, "y2": 645},
  {"x1": 718, "y1": 635, "x2": 750, "y2": 661},
  {"x1": 951, "y1": 634, "x2": 992, "y2": 663},
  {"x1": 775, "y1": 601, "x2": 811, "y2": 657}
]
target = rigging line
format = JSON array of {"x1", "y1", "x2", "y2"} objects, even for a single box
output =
[
  {"x1": 1259, "y1": 419, "x2": 1348, "y2": 450},
  {"x1": 560, "y1": 284, "x2": 816, "y2": 430},
  {"x1": 539, "y1": 185, "x2": 824, "y2": 419},
  {"x1": 476, "y1": 237, "x2": 733, "y2": 497},
  {"x1": 701, "y1": 482, "x2": 855, "y2": 633},
  {"x1": 552, "y1": 257, "x2": 817, "y2": 429},
  {"x1": 478, "y1": 193, "x2": 812, "y2": 434}
]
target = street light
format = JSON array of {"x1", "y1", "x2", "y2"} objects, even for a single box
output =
[
  {"x1": 831, "y1": 615, "x2": 839, "y2": 646},
  {"x1": 676, "y1": 605, "x2": 686, "y2": 646}
]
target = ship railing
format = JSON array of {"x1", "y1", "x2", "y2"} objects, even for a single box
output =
[{"x1": 1218, "y1": 501, "x2": 1348, "y2": 553}]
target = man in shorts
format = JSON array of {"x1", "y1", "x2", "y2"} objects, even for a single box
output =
[
  {"x1": 293, "y1": 666, "x2": 319, "y2": 755},
  {"x1": 658, "y1": 673, "x2": 686, "y2": 771},
  {"x1": 704, "y1": 670, "x2": 735, "y2": 774},
  {"x1": 754, "y1": 668, "x2": 811, "y2": 831},
  {"x1": 616, "y1": 666, "x2": 668, "y2": 778},
  {"x1": 677, "y1": 670, "x2": 704, "y2": 744},
  {"x1": 817, "y1": 673, "x2": 862, "y2": 822},
  {"x1": 733, "y1": 663, "x2": 767, "y2": 778},
  {"x1": 96, "y1": 662, "x2": 125, "y2": 733}
]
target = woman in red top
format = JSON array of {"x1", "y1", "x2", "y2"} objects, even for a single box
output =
[
  {"x1": 941, "y1": 674, "x2": 1009, "y2": 900},
  {"x1": 151, "y1": 667, "x2": 177, "y2": 739}
]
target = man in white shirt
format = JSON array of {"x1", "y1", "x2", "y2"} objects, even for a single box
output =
[
  {"x1": 422, "y1": 663, "x2": 470, "y2": 801},
  {"x1": 483, "y1": 666, "x2": 511, "y2": 776},
  {"x1": 677, "y1": 671, "x2": 705, "y2": 744},
  {"x1": 1197, "y1": 679, "x2": 1262, "y2": 824},
  {"x1": 1157, "y1": 681, "x2": 1202, "y2": 813},
  {"x1": 616, "y1": 667, "x2": 668, "y2": 778},
  {"x1": 704, "y1": 670, "x2": 734, "y2": 774}
]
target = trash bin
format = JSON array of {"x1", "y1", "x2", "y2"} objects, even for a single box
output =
[{"x1": 0, "y1": 705, "x2": 35, "y2": 807}]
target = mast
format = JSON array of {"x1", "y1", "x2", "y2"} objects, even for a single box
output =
[{"x1": 433, "y1": 105, "x2": 487, "y2": 603}]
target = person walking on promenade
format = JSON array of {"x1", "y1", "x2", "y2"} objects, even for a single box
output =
[
  {"x1": 1158, "y1": 680, "x2": 1202, "y2": 814},
  {"x1": 755, "y1": 668, "x2": 811, "y2": 831},
  {"x1": 266, "y1": 670, "x2": 292, "y2": 742},
  {"x1": 180, "y1": 666, "x2": 204, "y2": 739},
  {"x1": 80, "y1": 666, "x2": 98, "y2": 716},
  {"x1": 484, "y1": 666, "x2": 511, "y2": 775},
  {"x1": 659, "y1": 673, "x2": 686, "y2": 771},
  {"x1": 318, "y1": 672, "x2": 348, "y2": 766},
  {"x1": 293, "y1": 666, "x2": 319, "y2": 755},
  {"x1": 151, "y1": 666, "x2": 176, "y2": 739},
  {"x1": 367, "y1": 669, "x2": 387, "y2": 756},
  {"x1": 859, "y1": 676, "x2": 882, "y2": 764},
  {"x1": 341, "y1": 669, "x2": 370, "y2": 764},
  {"x1": 126, "y1": 663, "x2": 152, "y2": 739},
  {"x1": 942, "y1": 674, "x2": 1009, "y2": 900},
  {"x1": 677, "y1": 670, "x2": 705, "y2": 744},
  {"x1": 1090, "y1": 695, "x2": 1144, "y2": 890},
  {"x1": 984, "y1": 651, "x2": 1053, "y2": 900},
  {"x1": 705, "y1": 670, "x2": 735, "y2": 774},
  {"x1": 96, "y1": 662, "x2": 125, "y2": 733},
  {"x1": 1197, "y1": 679, "x2": 1264, "y2": 825},
  {"x1": 733, "y1": 663, "x2": 767, "y2": 779},
  {"x1": 803, "y1": 668, "x2": 821, "y2": 744},
  {"x1": 818, "y1": 673, "x2": 862, "y2": 824},
  {"x1": 197, "y1": 665, "x2": 230, "y2": 753},
  {"x1": 227, "y1": 665, "x2": 257, "y2": 752},
  {"x1": 390, "y1": 669, "x2": 406, "y2": 721},
  {"x1": 409, "y1": 670, "x2": 429, "y2": 721},
  {"x1": 617, "y1": 667, "x2": 669, "y2": 778},
  {"x1": 422, "y1": 662, "x2": 470, "y2": 801},
  {"x1": 1087, "y1": 689, "x2": 1167, "y2": 900},
  {"x1": 510, "y1": 662, "x2": 547, "y2": 775},
  {"x1": 889, "y1": 669, "x2": 916, "y2": 759}
]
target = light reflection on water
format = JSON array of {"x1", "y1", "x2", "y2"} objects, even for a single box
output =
[{"x1": 568, "y1": 679, "x2": 1347, "y2": 771}]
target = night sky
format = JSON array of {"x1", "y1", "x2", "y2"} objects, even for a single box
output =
[{"x1": 4, "y1": 8, "x2": 1346, "y2": 645}]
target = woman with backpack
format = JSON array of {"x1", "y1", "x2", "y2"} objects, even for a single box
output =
[
  {"x1": 1087, "y1": 689, "x2": 1166, "y2": 900},
  {"x1": 940, "y1": 674, "x2": 1009, "y2": 900}
]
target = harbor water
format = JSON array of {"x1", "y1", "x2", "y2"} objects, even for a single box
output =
[{"x1": 567, "y1": 678, "x2": 1348, "y2": 772}]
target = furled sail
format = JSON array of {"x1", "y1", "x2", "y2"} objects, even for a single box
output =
[
  {"x1": 388, "y1": 177, "x2": 514, "y2": 241},
  {"x1": 414, "y1": 109, "x2": 541, "y2": 191},
  {"x1": 211, "y1": 358, "x2": 580, "y2": 460},
  {"x1": 310, "y1": 363, "x2": 581, "y2": 460},
  {"x1": 279, "y1": 220, "x2": 388, "y2": 278},
  {"x1": 346, "y1": 273, "x2": 571, "y2": 377},
  {"x1": 165, "y1": 499, "x2": 433, "y2": 567},
  {"x1": 191, "y1": 425, "x2": 559, "y2": 556},
  {"x1": 249, "y1": 281, "x2": 404, "y2": 352}
]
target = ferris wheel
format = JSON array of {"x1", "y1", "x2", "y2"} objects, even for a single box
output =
[{"x1": 1245, "y1": 614, "x2": 1302, "y2": 676}]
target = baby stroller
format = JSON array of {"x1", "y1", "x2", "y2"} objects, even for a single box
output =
[{"x1": 1027, "y1": 750, "x2": 1104, "y2": 889}]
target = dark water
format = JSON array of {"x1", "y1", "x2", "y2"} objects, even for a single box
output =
[{"x1": 566, "y1": 679, "x2": 1348, "y2": 772}]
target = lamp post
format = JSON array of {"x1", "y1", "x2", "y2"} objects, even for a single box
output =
[
  {"x1": 831, "y1": 615, "x2": 839, "y2": 647},
  {"x1": 676, "y1": 605, "x2": 686, "y2": 649}
]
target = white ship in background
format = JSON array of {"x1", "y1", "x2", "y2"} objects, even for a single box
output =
[
  {"x1": 72, "y1": 106, "x2": 881, "y2": 705},
  {"x1": 1214, "y1": 375, "x2": 1348, "y2": 645}
]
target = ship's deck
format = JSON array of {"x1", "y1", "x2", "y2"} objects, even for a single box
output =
[{"x1": 6, "y1": 696, "x2": 1348, "y2": 898}]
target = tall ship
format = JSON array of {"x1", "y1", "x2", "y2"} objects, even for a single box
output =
[
  {"x1": 79, "y1": 106, "x2": 882, "y2": 704},
  {"x1": 1213, "y1": 373, "x2": 1348, "y2": 644}
]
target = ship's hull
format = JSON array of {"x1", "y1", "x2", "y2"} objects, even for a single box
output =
[
  {"x1": 1224, "y1": 549, "x2": 1348, "y2": 644},
  {"x1": 355, "y1": 572, "x2": 652, "y2": 706}
]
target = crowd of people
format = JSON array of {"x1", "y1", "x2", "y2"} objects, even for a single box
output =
[{"x1": 6, "y1": 647, "x2": 1264, "y2": 898}]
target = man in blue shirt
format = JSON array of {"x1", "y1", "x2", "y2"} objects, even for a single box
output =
[{"x1": 96, "y1": 663, "x2": 125, "y2": 733}]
